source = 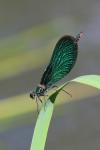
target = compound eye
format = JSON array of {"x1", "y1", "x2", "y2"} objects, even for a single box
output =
[{"x1": 30, "y1": 92, "x2": 35, "y2": 99}]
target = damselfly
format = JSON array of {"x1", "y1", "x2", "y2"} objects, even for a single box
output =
[{"x1": 30, "y1": 32, "x2": 83, "y2": 104}]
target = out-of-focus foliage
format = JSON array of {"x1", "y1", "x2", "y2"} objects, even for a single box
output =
[{"x1": 0, "y1": 22, "x2": 57, "y2": 79}]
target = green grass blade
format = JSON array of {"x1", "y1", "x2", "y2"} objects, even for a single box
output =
[
  {"x1": 30, "y1": 100, "x2": 54, "y2": 150},
  {"x1": 72, "y1": 75, "x2": 100, "y2": 89},
  {"x1": 30, "y1": 75, "x2": 100, "y2": 150},
  {"x1": 54, "y1": 75, "x2": 100, "y2": 95}
]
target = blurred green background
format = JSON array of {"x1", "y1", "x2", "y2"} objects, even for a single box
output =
[{"x1": 0, "y1": 0, "x2": 100, "y2": 150}]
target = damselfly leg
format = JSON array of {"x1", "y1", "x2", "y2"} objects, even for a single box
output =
[
  {"x1": 52, "y1": 82, "x2": 72, "y2": 98},
  {"x1": 35, "y1": 96, "x2": 39, "y2": 114}
]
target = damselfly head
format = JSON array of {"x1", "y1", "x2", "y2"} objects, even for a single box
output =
[{"x1": 30, "y1": 84, "x2": 46, "y2": 100}]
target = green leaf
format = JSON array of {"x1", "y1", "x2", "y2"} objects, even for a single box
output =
[
  {"x1": 30, "y1": 75, "x2": 100, "y2": 150},
  {"x1": 72, "y1": 75, "x2": 100, "y2": 89},
  {"x1": 30, "y1": 100, "x2": 54, "y2": 150}
]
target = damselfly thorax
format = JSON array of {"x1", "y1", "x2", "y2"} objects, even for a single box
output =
[{"x1": 30, "y1": 32, "x2": 83, "y2": 103}]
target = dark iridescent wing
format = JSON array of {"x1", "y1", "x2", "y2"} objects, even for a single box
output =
[{"x1": 40, "y1": 35, "x2": 78, "y2": 87}]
